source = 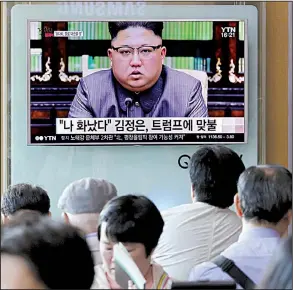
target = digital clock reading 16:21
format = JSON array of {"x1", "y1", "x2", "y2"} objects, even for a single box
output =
[{"x1": 221, "y1": 27, "x2": 236, "y2": 38}]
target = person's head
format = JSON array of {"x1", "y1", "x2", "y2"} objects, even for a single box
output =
[
  {"x1": 97, "y1": 194, "x2": 164, "y2": 279},
  {"x1": 259, "y1": 234, "x2": 292, "y2": 289},
  {"x1": 235, "y1": 165, "x2": 292, "y2": 236},
  {"x1": 107, "y1": 21, "x2": 166, "y2": 92},
  {"x1": 189, "y1": 146, "x2": 245, "y2": 208},
  {"x1": 1, "y1": 183, "x2": 51, "y2": 224},
  {"x1": 1, "y1": 214, "x2": 95, "y2": 289},
  {"x1": 58, "y1": 178, "x2": 117, "y2": 235}
]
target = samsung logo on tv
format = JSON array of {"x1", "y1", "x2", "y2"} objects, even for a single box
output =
[{"x1": 57, "y1": 2, "x2": 146, "y2": 17}]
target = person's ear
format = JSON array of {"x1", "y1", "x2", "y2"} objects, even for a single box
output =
[
  {"x1": 234, "y1": 194, "x2": 243, "y2": 218},
  {"x1": 286, "y1": 210, "x2": 292, "y2": 236},
  {"x1": 191, "y1": 185, "x2": 195, "y2": 203},
  {"x1": 1, "y1": 214, "x2": 9, "y2": 225},
  {"x1": 47, "y1": 211, "x2": 52, "y2": 217},
  {"x1": 107, "y1": 48, "x2": 113, "y2": 60},
  {"x1": 160, "y1": 46, "x2": 167, "y2": 62},
  {"x1": 62, "y1": 212, "x2": 70, "y2": 224},
  {"x1": 286, "y1": 209, "x2": 292, "y2": 222}
]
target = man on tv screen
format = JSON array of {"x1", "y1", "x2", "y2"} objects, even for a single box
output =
[{"x1": 68, "y1": 21, "x2": 208, "y2": 118}]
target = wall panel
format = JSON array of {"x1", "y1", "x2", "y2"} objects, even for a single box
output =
[{"x1": 266, "y1": 2, "x2": 289, "y2": 166}]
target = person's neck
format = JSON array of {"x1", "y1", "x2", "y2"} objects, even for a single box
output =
[
  {"x1": 144, "y1": 264, "x2": 154, "y2": 288},
  {"x1": 67, "y1": 213, "x2": 99, "y2": 235},
  {"x1": 191, "y1": 199, "x2": 228, "y2": 209},
  {"x1": 72, "y1": 223, "x2": 97, "y2": 235},
  {"x1": 85, "y1": 231, "x2": 97, "y2": 237},
  {"x1": 242, "y1": 220, "x2": 283, "y2": 236},
  {"x1": 83, "y1": 229, "x2": 97, "y2": 235}
]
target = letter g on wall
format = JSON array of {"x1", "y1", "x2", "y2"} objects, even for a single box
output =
[
  {"x1": 178, "y1": 155, "x2": 191, "y2": 169},
  {"x1": 178, "y1": 153, "x2": 243, "y2": 169}
]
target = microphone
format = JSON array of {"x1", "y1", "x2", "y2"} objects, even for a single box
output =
[{"x1": 124, "y1": 97, "x2": 133, "y2": 117}]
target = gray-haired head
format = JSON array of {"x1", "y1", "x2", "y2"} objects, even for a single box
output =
[
  {"x1": 237, "y1": 165, "x2": 292, "y2": 226},
  {"x1": 1, "y1": 183, "x2": 50, "y2": 218},
  {"x1": 58, "y1": 178, "x2": 118, "y2": 214}
]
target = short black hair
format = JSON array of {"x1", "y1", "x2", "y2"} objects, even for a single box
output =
[
  {"x1": 108, "y1": 21, "x2": 164, "y2": 40},
  {"x1": 1, "y1": 215, "x2": 95, "y2": 289},
  {"x1": 97, "y1": 195, "x2": 164, "y2": 257},
  {"x1": 237, "y1": 165, "x2": 292, "y2": 223},
  {"x1": 189, "y1": 146, "x2": 245, "y2": 208},
  {"x1": 259, "y1": 234, "x2": 292, "y2": 289},
  {"x1": 1, "y1": 183, "x2": 50, "y2": 216}
]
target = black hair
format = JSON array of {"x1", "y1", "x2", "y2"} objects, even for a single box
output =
[
  {"x1": 189, "y1": 146, "x2": 245, "y2": 208},
  {"x1": 1, "y1": 215, "x2": 95, "y2": 289},
  {"x1": 237, "y1": 165, "x2": 292, "y2": 224},
  {"x1": 108, "y1": 21, "x2": 164, "y2": 40},
  {"x1": 259, "y1": 234, "x2": 292, "y2": 289},
  {"x1": 1, "y1": 183, "x2": 50, "y2": 216},
  {"x1": 97, "y1": 194, "x2": 164, "y2": 257}
]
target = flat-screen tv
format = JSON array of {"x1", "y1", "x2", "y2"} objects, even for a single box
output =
[{"x1": 29, "y1": 19, "x2": 247, "y2": 145}]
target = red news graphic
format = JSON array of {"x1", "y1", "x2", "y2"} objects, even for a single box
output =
[{"x1": 45, "y1": 32, "x2": 54, "y2": 37}]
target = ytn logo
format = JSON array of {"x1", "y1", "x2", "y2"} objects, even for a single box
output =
[
  {"x1": 221, "y1": 27, "x2": 236, "y2": 33},
  {"x1": 221, "y1": 26, "x2": 236, "y2": 38},
  {"x1": 35, "y1": 136, "x2": 57, "y2": 141}
]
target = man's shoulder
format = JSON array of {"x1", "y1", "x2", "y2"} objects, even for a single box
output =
[
  {"x1": 164, "y1": 66, "x2": 201, "y2": 85},
  {"x1": 189, "y1": 261, "x2": 221, "y2": 281},
  {"x1": 218, "y1": 207, "x2": 242, "y2": 227},
  {"x1": 162, "y1": 203, "x2": 241, "y2": 230},
  {"x1": 162, "y1": 202, "x2": 223, "y2": 216},
  {"x1": 82, "y1": 69, "x2": 113, "y2": 85},
  {"x1": 161, "y1": 203, "x2": 195, "y2": 217}
]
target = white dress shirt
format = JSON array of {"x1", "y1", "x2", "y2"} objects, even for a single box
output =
[
  {"x1": 188, "y1": 227, "x2": 281, "y2": 288},
  {"x1": 152, "y1": 202, "x2": 242, "y2": 280},
  {"x1": 86, "y1": 232, "x2": 102, "y2": 266}
]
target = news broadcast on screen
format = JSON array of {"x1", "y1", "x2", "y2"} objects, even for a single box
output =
[{"x1": 29, "y1": 20, "x2": 247, "y2": 145}]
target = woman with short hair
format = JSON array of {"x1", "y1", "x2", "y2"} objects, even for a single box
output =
[{"x1": 92, "y1": 195, "x2": 172, "y2": 289}]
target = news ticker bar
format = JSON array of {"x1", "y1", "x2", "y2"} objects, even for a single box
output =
[
  {"x1": 31, "y1": 133, "x2": 245, "y2": 144},
  {"x1": 56, "y1": 117, "x2": 245, "y2": 135}
]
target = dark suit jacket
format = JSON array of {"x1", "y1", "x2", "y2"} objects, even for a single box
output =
[{"x1": 68, "y1": 65, "x2": 208, "y2": 118}]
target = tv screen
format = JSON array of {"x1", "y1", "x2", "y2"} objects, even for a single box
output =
[{"x1": 29, "y1": 20, "x2": 247, "y2": 145}]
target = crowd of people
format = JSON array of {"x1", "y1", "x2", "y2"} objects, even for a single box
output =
[{"x1": 1, "y1": 145, "x2": 292, "y2": 289}]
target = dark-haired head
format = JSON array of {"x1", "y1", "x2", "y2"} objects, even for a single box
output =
[
  {"x1": 189, "y1": 146, "x2": 245, "y2": 208},
  {"x1": 1, "y1": 216, "x2": 95, "y2": 289},
  {"x1": 107, "y1": 21, "x2": 166, "y2": 93},
  {"x1": 1, "y1": 183, "x2": 51, "y2": 224},
  {"x1": 235, "y1": 165, "x2": 292, "y2": 236},
  {"x1": 259, "y1": 234, "x2": 292, "y2": 289},
  {"x1": 108, "y1": 22, "x2": 164, "y2": 40},
  {"x1": 97, "y1": 194, "x2": 164, "y2": 279}
]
